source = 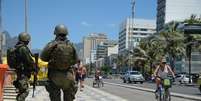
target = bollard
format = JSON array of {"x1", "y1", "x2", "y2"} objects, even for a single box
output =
[{"x1": 0, "y1": 64, "x2": 8, "y2": 101}]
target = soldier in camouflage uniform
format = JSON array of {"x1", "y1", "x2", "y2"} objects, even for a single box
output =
[
  {"x1": 41, "y1": 24, "x2": 78, "y2": 101},
  {"x1": 13, "y1": 32, "x2": 35, "y2": 101}
]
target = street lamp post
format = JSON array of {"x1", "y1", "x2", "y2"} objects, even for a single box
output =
[{"x1": 186, "y1": 36, "x2": 192, "y2": 84}]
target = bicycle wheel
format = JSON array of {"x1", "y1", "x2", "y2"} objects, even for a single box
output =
[
  {"x1": 157, "y1": 89, "x2": 163, "y2": 101},
  {"x1": 165, "y1": 89, "x2": 171, "y2": 101},
  {"x1": 97, "y1": 80, "x2": 100, "y2": 88}
]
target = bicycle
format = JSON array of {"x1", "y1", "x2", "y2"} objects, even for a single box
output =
[
  {"x1": 155, "y1": 77, "x2": 172, "y2": 101},
  {"x1": 93, "y1": 76, "x2": 104, "y2": 88}
]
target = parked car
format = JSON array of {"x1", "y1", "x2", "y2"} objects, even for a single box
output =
[
  {"x1": 176, "y1": 74, "x2": 192, "y2": 84},
  {"x1": 122, "y1": 71, "x2": 145, "y2": 84}
]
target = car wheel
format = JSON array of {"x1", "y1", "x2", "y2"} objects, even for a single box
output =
[
  {"x1": 179, "y1": 81, "x2": 182, "y2": 84},
  {"x1": 128, "y1": 78, "x2": 132, "y2": 83},
  {"x1": 134, "y1": 81, "x2": 137, "y2": 84},
  {"x1": 123, "y1": 79, "x2": 126, "y2": 83},
  {"x1": 199, "y1": 85, "x2": 201, "y2": 93},
  {"x1": 140, "y1": 82, "x2": 143, "y2": 84}
]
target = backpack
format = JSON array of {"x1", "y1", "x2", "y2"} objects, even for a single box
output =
[
  {"x1": 49, "y1": 41, "x2": 76, "y2": 70},
  {"x1": 7, "y1": 47, "x2": 18, "y2": 69}
]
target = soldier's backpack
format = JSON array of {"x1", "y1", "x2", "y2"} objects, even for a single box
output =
[
  {"x1": 7, "y1": 47, "x2": 18, "y2": 69},
  {"x1": 50, "y1": 40, "x2": 76, "y2": 70}
]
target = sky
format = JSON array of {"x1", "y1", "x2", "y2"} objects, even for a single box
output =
[{"x1": 2, "y1": 0, "x2": 157, "y2": 49}]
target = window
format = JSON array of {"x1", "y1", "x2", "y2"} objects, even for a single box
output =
[
  {"x1": 133, "y1": 28, "x2": 138, "y2": 31},
  {"x1": 141, "y1": 33, "x2": 147, "y2": 35},
  {"x1": 140, "y1": 29, "x2": 148, "y2": 31}
]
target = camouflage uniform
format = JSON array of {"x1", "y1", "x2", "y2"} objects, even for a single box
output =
[
  {"x1": 41, "y1": 24, "x2": 78, "y2": 101},
  {"x1": 13, "y1": 32, "x2": 34, "y2": 101}
]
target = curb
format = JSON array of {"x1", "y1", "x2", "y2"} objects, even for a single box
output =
[{"x1": 104, "y1": 82, "x2": 201, "y2": 101}]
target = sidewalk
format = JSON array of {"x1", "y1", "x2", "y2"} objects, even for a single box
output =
[{"x1": 25, "y1": 85, "x2": 127, "y2": 101}]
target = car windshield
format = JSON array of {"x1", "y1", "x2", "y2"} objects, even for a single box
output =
[{"x1": 130, "y1": 71, "x2": 140, "y2": 75}]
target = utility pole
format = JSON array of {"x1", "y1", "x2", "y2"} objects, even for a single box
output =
[
  {"x1": 25, "y1": 0, "x2": 28, "y2": 33},
  {"x1": 24, "y1": 0, "x2": 31, "y2": 48},
  {"x1": 0, "y1": 0, "x2": 3, "y2": 63},
  {"x1": 131, "y1": 0, "x2": 135, "y2": 19},
  {"x1": 129, "y1": 0, "x2": 135, "y2": 71}
]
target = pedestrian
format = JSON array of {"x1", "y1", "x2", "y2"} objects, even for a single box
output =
[
  {"x1": 41, "y1": 24, "x2": 78, "y2": 101},
  {"x1": 75, "y1": 60, "x2": 81, "y2": 84},
  {"x1": 74, "y1": 60, "x2": 87, "y2": 91},
  {"x1": 78, "y1": 63, "x2": 87, "y2": 91},
  {"x1": 11, "y1": 32, "x2": 35, "y2": 101}
]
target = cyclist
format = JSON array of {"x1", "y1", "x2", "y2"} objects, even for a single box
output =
[
  {"x1": 95, "y1": 68, "x2": 101, "y2": 80},
  {"x1": 153, "y1": 57, "x2": 175, "y2": 98}
]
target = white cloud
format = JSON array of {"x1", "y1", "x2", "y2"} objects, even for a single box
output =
[{"x1": 81, "y1": 21, "x2": 92, "y2": 27}]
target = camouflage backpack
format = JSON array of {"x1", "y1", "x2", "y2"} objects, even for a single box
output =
[
  {"x1": 50, "y1": 40, "x2": 76, "y2": 69},
  {"x1": 7, "y1": 47, "x2": 18, "y2": 69}
]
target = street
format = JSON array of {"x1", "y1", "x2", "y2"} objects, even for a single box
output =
[
  {"x1": 84, "y1": 78, "x2": 197, "y2": 101},
  {"x1": 3, "y1": 78, "x2": 200, "y2": 101},
  {"x1": 102, "y1": 78, "x2": 201, "y2": 97}
]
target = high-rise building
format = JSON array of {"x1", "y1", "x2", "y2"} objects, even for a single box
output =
[
  {"x1": 96, "y1": 40, "x2": 118, "y2": 59},
  {"x1": 157, "y1": 0, "x2": 201, "y2": 32},
  {"x1": 83, "y1": 33, "x2": 107, "y2": 64},
  {"x1": 118, "y1": 18, "x2": 156, "y2": 54}
]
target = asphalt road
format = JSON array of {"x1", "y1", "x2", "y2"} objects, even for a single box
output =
[
  {"x1": 102, "y1": 78, "x2": 201, "y2": 97},
  {"x1": 85, "y1": 79, "x2": 196, "y2": 101}
]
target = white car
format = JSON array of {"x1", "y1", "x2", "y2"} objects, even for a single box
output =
[
  {"x1": 177, "y1": 75, "x2": 192, "y2": 84},
  {"x1": 122, "y1": 71, "x2": 145, "y2": 84}
]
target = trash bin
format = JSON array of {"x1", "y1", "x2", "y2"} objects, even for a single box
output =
[{"x1": 0, "y1": 64, "x2": 8, "y2": 101}]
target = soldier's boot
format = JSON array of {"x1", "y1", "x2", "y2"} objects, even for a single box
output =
[{"x1": 16, "y1": 90, "x2": 29, "y2": 101}]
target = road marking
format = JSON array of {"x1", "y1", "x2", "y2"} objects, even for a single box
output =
[{"x1": 104, "y1": 82, "x2": 201, "y2": 101}]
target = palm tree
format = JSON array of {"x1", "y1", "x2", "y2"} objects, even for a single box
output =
[
  {"x1": 117, "y1": 54, "x2": 125, "y2": 72},
  {"x1": 184, "y1": 15, "x2": 201, "y2": 24},
  {"x1": 160, "y1": 21, "x2": 186, "y2": 71},
  {"x1": 131, "y1": 47, "x2": 147, "y2": 76},
  {"x1": 139, "y1": 35, "x2": 165, "y2": 77}
]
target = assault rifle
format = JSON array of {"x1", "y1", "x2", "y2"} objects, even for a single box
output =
[{"x1": 32, "y1": 53, "x2": 39, "y2": 97}]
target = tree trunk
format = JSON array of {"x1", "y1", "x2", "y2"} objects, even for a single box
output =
[{"x1": 149, "y1": 62, "x2": 153, "y2": 77}]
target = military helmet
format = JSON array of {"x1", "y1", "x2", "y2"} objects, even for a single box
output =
[
  {"x1": 18, "y1": 32, "x2": 31, "y2": 42},
  {"x1": 54, "y1": 24, "x2": 68, "y2": 36}
]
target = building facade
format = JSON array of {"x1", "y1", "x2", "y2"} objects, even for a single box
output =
[
  {"x1": 83, "y1": 33, "x2": 107, "y2": 64},
  {"x1": 157, "y1": 0, "x2": 201, "y2": 32},
  {"x1": 95, "y1": 40, "x2": 118, "y2": 68},
  {"x1": 118, "y1": 18, "x2": 156, "y2": 54}
]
